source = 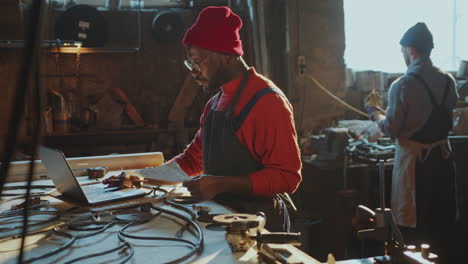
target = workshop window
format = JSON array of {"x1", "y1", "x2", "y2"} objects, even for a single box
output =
[
  {"x1": 119, "y1": 0, "x2": 182, "y2": 9},
  {"x1": 344, "y1": 0, "x2": 468, "y2": 72},
  {"x1": 50, "y1": 0, "x2": 110, "y2": 9},
  {"x1": 49, "y1": 0, "x2": 180, "y2": 9}
]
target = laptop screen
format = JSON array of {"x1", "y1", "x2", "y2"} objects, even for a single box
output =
[{"x1": 38, "y1": 145, "x2": 87, "y2": 202}]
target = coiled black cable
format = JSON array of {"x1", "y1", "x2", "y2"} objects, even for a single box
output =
[
  {"x1": 1, "y1": 194, "x2": 204, "y2": 263},
  {"x1": 118, "y1": 215, "x2": 196, "y2": 249},
  {"x1": 164, "y1": 198, "x2": 197, "y2": 221},
  {"x1": 63, "y1": 242, "x2": 133, "y2": 264},
  {"x1": 0, "y1": 210, "x2": 61, "y2": 239},
  {"x1": 70, "y1": 219, "x2": 117, "y2": 239},
  {"x1": 0, "y1": 199, "x2": 50, "y2": 216},
  {"x1": 1, "y1": 185, "x2": 55, "y2": 197},
  {"x1": 23, "y1": 229, "x2": 76, "y2": 264},
  {"x1": 151, "y1": 202, "x2": 204, "y2": 262}
]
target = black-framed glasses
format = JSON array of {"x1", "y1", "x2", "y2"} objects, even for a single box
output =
[{"x1": 184, "y1": 53, "x2": 212, "y2": 72}]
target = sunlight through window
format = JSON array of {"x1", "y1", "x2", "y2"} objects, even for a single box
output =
[{"x1": 344, "y1": 0, "x2": 468, "y2": 73}]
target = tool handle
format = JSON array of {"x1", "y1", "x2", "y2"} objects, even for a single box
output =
[{"x1": 256, "y1": 232, "x2": 301, "y2": 245}]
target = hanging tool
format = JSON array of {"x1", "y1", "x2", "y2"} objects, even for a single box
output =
[{"x1": 112, "y1": 87, "x2": 145, "y2": 126}]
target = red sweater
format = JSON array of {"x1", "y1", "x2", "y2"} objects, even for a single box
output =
[{"x1": 170, "y1": 68, "x2": 302, "y2": 196}]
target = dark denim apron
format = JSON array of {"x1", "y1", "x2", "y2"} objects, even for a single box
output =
[
  {"x1": 202, "y1": 71, "x2": 290, "y2": 232},
  {"x1": 406, "y1": 72, "x2": 456, "y2": 262}
]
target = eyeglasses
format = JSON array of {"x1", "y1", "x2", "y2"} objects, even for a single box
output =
[{"x1": 184, "y1": 53, "x2": 212, "y2": 72}]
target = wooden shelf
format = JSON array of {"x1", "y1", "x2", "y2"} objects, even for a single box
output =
[
  {"x1": 49, "y1": 47, "x2": 139, "y2": 54},
  {"x1": 43, "y1": 128, "x2": 175, "y2": 156}
]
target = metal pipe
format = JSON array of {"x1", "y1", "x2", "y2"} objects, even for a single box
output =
[{"x1": 379, "y1": 159, "x2": 385, "y2": 210}]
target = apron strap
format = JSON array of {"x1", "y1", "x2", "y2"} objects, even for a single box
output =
[
  {"x1": 231, "y1": 87, "x2": 287, "y2": 131},
  {"x1": 225, "y1": 70, "x2": 251, "y2": 119},
  {"x1": 407, "y1": 72, "x2": 451, "y2": 107},
  {"x1": 407, "y1": 72, "x2": 438, "y2": 107}
]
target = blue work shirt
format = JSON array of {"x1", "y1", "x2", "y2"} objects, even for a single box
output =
[{"x1": 378, "y1": 57, "x2": 459, "y2": 139}]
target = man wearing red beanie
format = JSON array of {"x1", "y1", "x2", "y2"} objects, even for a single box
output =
[
  {"x1": 176, "y1": 6, "x2": 302, "y2": 232},
  {"x1": 107, "y1": 6, "x2": 302, "y2": 232}
]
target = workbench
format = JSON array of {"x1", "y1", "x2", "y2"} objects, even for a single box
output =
[
  {"x1": 291, "y1": 155, "x2": 394, "y2": 261},
  {"x1": 0, "y1": 176, "x2": 319, "y2": 264}
]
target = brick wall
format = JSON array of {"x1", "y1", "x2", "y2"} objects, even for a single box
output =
[{"x1": 286, "y1": 0, "x2": 346, "y2": 133}]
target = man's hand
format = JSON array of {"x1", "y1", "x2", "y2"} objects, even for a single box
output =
[
  {"x1": 102, "y1": 172, "x2": 146, "y2": 189},
  {"x1": 364, "y1": 89, "x2": 383, "y2": 108},
  {"x1": 364, "y1": 89, "x2": 386, "y2": 121},
  {"x1": 182, "y1": 175, "x2": 222, "y2": 201},
  {"x1": 365, "y1": 105, "x2": 386, "y2": 121}
]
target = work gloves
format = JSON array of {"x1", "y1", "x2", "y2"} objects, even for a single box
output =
[{"x1": 364, "y1": 89, "x2": 386, "y2": 121}]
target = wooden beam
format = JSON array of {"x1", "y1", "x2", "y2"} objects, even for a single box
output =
[{"x1": 168, "y1": 73, "x2": 198, "y2": 122}]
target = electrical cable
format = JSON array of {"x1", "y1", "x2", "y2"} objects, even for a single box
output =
[
  {"x1": 72, "y1": 220, "x2": 117, "y2": 239},
  {"x1": 44, "y1": 219, "x2": 123, "y2": 264},
  {"x1": 165, "y1": 198, "x2": 197, "y2": 220},
  {"x1": 119, "y1": 220, "x2": 196, "y2": 248},
  {"x1": 164, "y1": 197, "x2": 199, "y2": 238},
  {"x1": 64, "y1": 242, "x2": 133, "y2": 264},
  {"x1": 1, "y1": 192, "x2": 51, "y2": 197},
  {"x1": 0, "y1": 189, "x2": 54, "y2": 205},
  {"x1": 167, "y1": 195, "x2": 198, "y2": 205},
  {"x1": 67, "y1": 219, "x2": 113, "y2": 231},
  {"x1": 2, "y1": 185, "x2": 55, "y2": 190},
  {"x1": 11, "y1": 212, "x2": 118, "y2": 263},
  {"x1": 1, "y1": 185, "x2": 55, "y2": 197},
  {"x1": 0, "y1": 210, "x2": 59, "y2": 225},
  {"x1": 56, "y1": 212, "x2": 143, "y2": 264},
  {"x1": 22, "y1": 229, "x2": 76, "y2": 264},
  {"x1": 0, "y1": 210, "x2": 61, "y2": 240},
  {"x1": 0, "y1": 0, "x2": 44, "y2": 198},
  {"x1": 1, "y1": 210, "x2": 117, "y2": 261},
  {"x1": 151, "y1": 203, "x2": 204, "y2": 258},
  {"x1": 1, "y1": 186, "x2": 202, "y2": 263},
  {"x1": 19, "y1": 6, "x2": 47, "y2": 261},
  {"x1": 116, "y1": 203, "x2": 204, "y2": 264},
  {"x1": 307, "y1": 74, "x2": 368, "y2": 117},
  {"x1": 0, "y1": 197, "x2": 49, "y2": 213},
  {"x1": 0, "y1": 200, "x2": 204, "y2": 263}
]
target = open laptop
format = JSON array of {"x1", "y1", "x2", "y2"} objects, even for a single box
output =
[{"x1": 38, "y1": 145, "x2": 146, "y2": 205}]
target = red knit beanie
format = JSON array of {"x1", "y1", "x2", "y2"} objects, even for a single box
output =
[{"x1": 182, "y1": 6, "x2": 243, "y2": 56}]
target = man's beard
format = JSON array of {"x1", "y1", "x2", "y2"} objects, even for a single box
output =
[
  {"x1": 196, "y1": 77, "x2": 219, "y2": 93},
  {"x1": 202, "y1": 84, "x2": 219, "y2": 93}
]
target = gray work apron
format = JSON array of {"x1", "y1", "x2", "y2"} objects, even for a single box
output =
[
  {"x1": 393, "y1": 73, "x2": 456, "y2": 262},
  {"x1": 202, "y1": 71, "x2": 290, "y2": 232}
]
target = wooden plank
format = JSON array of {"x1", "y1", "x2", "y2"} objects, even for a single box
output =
[
  {"x1": 7, "y1": 151, "x2": 164, "y2": 181},
  {"x1": 285, "y1": 0, "x2": 300, "y2": 102}
]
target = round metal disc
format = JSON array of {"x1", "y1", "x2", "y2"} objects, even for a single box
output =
[{"x1": 212, "y1": 214, "x2": 263, "y2": 226}]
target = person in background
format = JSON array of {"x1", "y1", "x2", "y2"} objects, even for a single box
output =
[
  {"x1": 111, "y1": 6, "x2": 302, "y2": 232},
  {"x1": 366, "y1": 22, "x2": 459, "y2": 263}
]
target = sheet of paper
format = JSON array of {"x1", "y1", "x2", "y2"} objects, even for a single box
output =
[{"x1": 136, "y1": 162, "x2": 192, "y2": 182}]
